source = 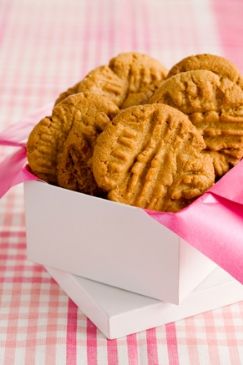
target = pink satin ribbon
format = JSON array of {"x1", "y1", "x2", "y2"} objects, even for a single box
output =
[
  {"x1": 0, "y1": 105, "x2": 243, "y2": 284},
  {"x1": 0, "y1": 104, "x2": 53, "y2": 196}
]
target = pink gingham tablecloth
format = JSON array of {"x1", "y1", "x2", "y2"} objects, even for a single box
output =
[{"x1": 0, "y1": 1, "x2": 243, "y2": 364}]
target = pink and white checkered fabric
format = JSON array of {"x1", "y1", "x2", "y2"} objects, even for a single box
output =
[{"x1": 0, "y1": 0, "x2": 243, "y2": 364}]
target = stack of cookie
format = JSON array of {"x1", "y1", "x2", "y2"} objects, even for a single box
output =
[{"x1": 27, "y1": 52, "x2": 243, "y2": 212}]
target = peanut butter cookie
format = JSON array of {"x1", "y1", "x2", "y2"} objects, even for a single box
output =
[
  {"x1": 109, "y1": 52, "x2": 167, "y2": 107},
  {"x1": 92, "y1": 104, "x2": 215, "y2": 212},
  {"x1": 55, "y1": 66, "x2": 127, "y2": 107},
  {"x1": 27, "y1": 92, "x2": 118, "y2": 194},
  {"x1": 150, "y1": 70, "x2": 243, "y2": 176},
  {"x1": 55, "y1": 52, "x2": 167, "y2": 108},
  {"x1": 167, "y1": 54, "x2": 242, "y2": 85}
]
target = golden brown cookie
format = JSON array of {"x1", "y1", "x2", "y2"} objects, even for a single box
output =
[
  {"x1": 109, "y1": 52, "x2": 167, "y2": 107},
  {"x1": 150, "y1": 70, "x2": 243, "y2": 176},
  {"x1": 27, "y1": 92, "x2": 118, "y2": 194},
  {"x1": 55, "y1": 52, "x2": 167, "y2": 108},
  {"x1": 55, "y1": 66, "x2": 127, "y2": 107},
  {"x1": 119, "y1": 80, "x2": 164, "y2": 108},
  {"x1": 167, "y1": 54, "x2": 242, "y2": 85},
  {"x1": 92, "y1": 104, "x2": 215, "y2": 212}
]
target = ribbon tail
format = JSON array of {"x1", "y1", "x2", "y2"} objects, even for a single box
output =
[
  {"x1": 0, "y1": 102, "x2": 53, "y2": 147},
  {"x1": 0, "y1": 121, "x2": 34, "y2": 147},
  {"x1": 0, "y1": 149, "x2": 37, "y2": 198},
  {"x1": 147, "y1": 193, "x2": 243, "y2": 285}
]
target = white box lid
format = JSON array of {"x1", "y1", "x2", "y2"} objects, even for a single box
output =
[{"x1": 46, "y1": 266, "x2": 243, "y2": 339}]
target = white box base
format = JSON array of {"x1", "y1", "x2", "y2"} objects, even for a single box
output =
[
  {"x1": 47, "y1": 266, "x2": 243, "y2": 339},
  {"x1": 25, "y1": 181, "x2": 216, "y2": 304}
]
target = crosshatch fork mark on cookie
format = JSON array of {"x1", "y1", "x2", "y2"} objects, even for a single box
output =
[
  {"x1": 92, "y1": 104, "x2": 215, "y2": 212},
  {"x1": 150, "y1": 70, "x2": 243, "y2": 176},
  {"x1": 27, "y1": 92, "x2": 119, "y2": 193},
  {"x1": 55, "y1": 52, "x2": 168, "y2": 109}
]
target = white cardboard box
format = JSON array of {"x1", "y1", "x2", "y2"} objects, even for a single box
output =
[
  {"x1": 25, "y1": 180, "x2": 216, "y2": 304},
  {"x1": 47, "y1": 266, "x2": 243, "y2": 339}
]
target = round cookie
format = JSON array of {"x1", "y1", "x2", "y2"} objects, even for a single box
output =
[
  {"x1": 55, "y1": 52, "x2": 167, "y2": 108},
  {"x1": 92, "y1": 104, "x2": 215, "y2": 212},
  {"x1": 55, "y1": 66, "x2": 127, "y2": 107},
  {"x1": 109, "y1": 52, "x2": 168, "y2": 107},
  {"x1": 27, "y1": 92, "x2": 118, "y2": 194},
  {"x1": 167, "y1": 54, "x2": 242, "y2": 85},
  {"x1": 150, "y1": 69, "x2": 243, "y2": 176}
]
